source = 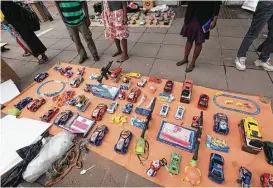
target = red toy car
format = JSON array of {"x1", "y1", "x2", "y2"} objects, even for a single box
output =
[
  {"x1": 40, "y1": 107, "x2": 59, "y2": 122},
  {"x1": 128, "y1": 87, "x2": 141, "y2": 103},
  {"x1": 180, "y1": 79, "x2": 193, "y2": 103},
  {"x1": 260, "y1": 173, "x2": 273, "y2": 187},
  {"x1": 27, "y1": 97, "x2": 46, "y2": 112},
  {"x1": 149, "y1": 77, "x2": 162, "y2": 84},
  {"x1": 198, "y1": 94, "x2": 209, "y2": 109},
  {"x1": 164, "y1": 80, "x2": 174, "y2": 93},
  {"x1": 110, "y1": 68, "x2": 122, "y2": 79},
  {"x1": 92, "y1": 103, "x2": 107, "y2": 121}
]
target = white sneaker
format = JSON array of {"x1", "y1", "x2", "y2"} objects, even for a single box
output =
[
  {"x1": 235, "y1": 57, "x2": 247, "y2": 71},
  {"x1": 254, "y1": 59, "x2": 273, "y2": 71}
]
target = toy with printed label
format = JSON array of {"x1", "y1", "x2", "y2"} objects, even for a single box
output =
[
  {"x1": 263, "y1": 141, "x2": 273, "y2": 165},
  {"x1": 158, "y1": 92, "x2": 174, "y2": 103},
  {"x1": 198, "y1": 94, "x2": 209, "y2": 109},
  {"x1": 137, "y1": 78, "x2": 147, "y2": 87},
  {"x1": 213, "y1": 113, "x2": 229, "y2": 135},
  {"x1": 40, "y1": 107, "x2": 59, "y2": 122},
  {"x1": 168, "y1": 152, "x2": 181, "y2": 175},
  {"x1": 237, "y1": 167, "x2": 252, "y2": 187},
  {"x1": 70, "y1": 75, "x2": 84, "y2": 88},
  {"x1": 123, "y1": 103, "x2": 133, "y2": 114},
  {"x1": 164, "y1": 80, "x2": 174, "y2": 93},
  {"x1": 120, "y1": 76, "x2": 132, "y2": 90},
  {"x1": 84, "y1": 84, "x2": 120, "y2": 100},
  {"x1": 149, "y1": 85, "x2": 157, "y2": 93},
  {"x1": 160, "y1": 104, "x2": 169, "y2": 118},
  {"x1": 110, "y1": 113, "x2": 127, "y2": 126},
  {"x1": 175, "y1": 106, "x2": 185, "y2": 120},
  {"x1": 180, "y1": 79, "x2": 193, "y2": 103},
  {"x1": 54, "y1": 110, "x2": 73, "y2": 126},
  {"x1": 107, "y1": 101, "x2": 118, "y2": 114},
  {"x1": 27, "y1": 97, "x2": 45, "y2": 112},
  {"x1": 191, "y1": 111, "x2": 203, "y2": 129},
  {"x1": 34, "y1": 72, "x2": 48, "y2": 82},
  {"x1": 90, "y1": 73, "x2": 100, "y2": 80},
  {"x1": 135, "y1": 107, "x2": 151, "y2": 117},
  {"x1": 92, "y1": 103, "x2": 107, "y2": 121},
  {"x1": 260, "y1": 173, "x2": 273, "y2": 187},
  {"x1": 131, "y1": 116, "x2": 146, "y2": 129},
  {"x1": 75, "y1": 95, "x2": 90, "y2": 112},
  {"x1": 206, "y1": 134, "x2": 230, "y2": 153},
  {"x1": 89, "y1": 125, "x2": 108, "y2": 146},
  {"x1": 129, "y1": 72, "x2": 141, "y2": 78},
  {"x1": 149, "y1": 76, "x2": 162, "y2": 84},
  {"x1": 147, "y1": 158, "x2": 167, "y2": 177},
  {"x1": 128, "y1": 87, "x2": 141, "y2": 103},
  {"x1": 114, "y1": 130, "x2": 133, "y2": 154},
  {"x1": 68, "y1": 95, "x2": 79, "y2": 106},
  {"x1": 118, "y1": 90, "x2": 126, "y2": 100},
  {"x1": 208, "y1": 153, "x2": 225, "y2": 184},
  {"x1": 14, "y1": 97, "x2": 33, "y2": 110},
  {"x1": 97, "y1": 61, "x2": 112, "y2": 83}
]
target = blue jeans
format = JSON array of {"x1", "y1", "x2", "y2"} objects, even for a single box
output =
[{"x1": 237, "y1": 1, "x2": 273, "y2": 62}]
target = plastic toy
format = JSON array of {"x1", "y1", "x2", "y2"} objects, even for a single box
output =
[
  {"x1": 69, "y1": 115, "x2": 95, "y2": 137},
  {"x1": 135, "y1": 107, "x2": 151, "y2": 117},
  {"x1": 128, "y1": 87, "x2": 141, "y2": 103},
  {"x1": 77, "y1": 67, "x2": 85, "y2": 76},
  {"x1": 75, "y1": 95, "x2": 90, "y2": 112},
  {"x1": 160, "y1": 104, "x2": 169, "y2": 118},
  {"x1": 118, "y1": 90, "x2": 126, "y2": 100},
  {"x1": 90, "y1": 73, "x2": 100, "y2": 80},
  {"x1": 37, "y1": 80, "x2": 66, "y2": 97},
  {"x1": 27, "y1": 97, "x2": 46, "y2": 112},
  {"x1": 107, "y1": 101, "x2": 118, "y2": 114},
  {"x1": 85, "y1": 84, "x2": 120, "y2": 100},
  {"x1": 263, "y1": 141, "x2": 273, "y2": 165},
  {"x1": 34, "y1": 72, "x2": 48, "y2": 82},
  {"x1": 213, "y1": 113, "x2": 229, "y2": 135},
  {"x1": 120, "y1": 76, "x2": 132, "y2": 90},
  {"x1": 208, "y1": 153, "x2": 225, "y2": 184},
  {"x1": 237, "y1": 167, "x2": 252, "y2": 187},
  {"x1": 163, "y1": 18, "x2": 169, "y2": 25},
  {"x1": 206, "y1": 134, "x2": 230, "y2": 153},
  {"x1": 149, "y1": 85, "x2": 157, "y2": 93},
  {"x1": 53, "y1": 110, "x2": 73, "y2": 126},
  {"x1": 137, "y1": 78, "x2": 147, "y2": 87},
  {"x1": 236, "y1": 102, "x2": 243, "y2": 107},
  {"x1": 164, "y1": 80, "x2": 174, "y2": 93},
  {"x1": 40, "y1": 107, "x2": 59, "y2": 122},
  {"x1": 225, "y1": 100, "x2": 234, "y2": 104},
  {"x1": 110, "y1": 67, "x2": 122, "y2": 81},
  {"x1": 180, "y1": 79, "x2": 193, "y2": 104},
  {"x1": 68, "y1": 96, "x2": 79, "y2": 106},
  {"x1": 129, "y1": 72, "x2": 141, "y2": 78},
  {"x1": 175, "y1": 106, "x2": 185, "y2": 120},
  {"x1": 260, "y1": 96, "x2": 270, "y2": 104},
  {"x1": 92, "y1": 103, "x2": 107, "y2": 121},
  {"x1": 149, "y1": 76, "x2": 162, "y2": 84},
  {"x1": 123, "y1": 103, "x2": 133, "y2": 114},
  {"x1": 14, "y1": 97, "x2": 33, "y2": 110},
  {"x1": 198, "y1": 94, "x2": 209, "y2": 109},
  {"x1": 140, "y1": 20, "x2": 146, "y2": 26},
  {"x1": 191, "y1": 111, "x2": 203, "y2": 129},
  {"x1": 52, "y1": 90, "x2": 76, "y2": 107},
  {"x1": 158, "y1": 92, "x2": 174, "y2": 103},
  {"x1": 260, "y1": 173, "x2": 273, "y2": 187},
  {"x1": 8, "y1": 108, "x2": 21, "y2": 117},
  {"x1": 146, "y1": 97, "x2": 156, "y2": 109},
  {"x1": 167, "y1": 11, "x2": 172, "y2": 18},
  {"x1": 146, "y1": 158, "x2": 167, "y2": 177},
  {"x1": 168, "y1": 152, "x2": 181, "y2": 175},
  {"x1": 244, "y1": 117, "x2": 262, "y2": 139},
  {"x1": 89, "y1": 125, "x2": 108, "y2": 146},
  {"x1": 131, "y1": 116, "x2": 146, "y2": 129},
  {"x1": 110, "y1": 113, "x2": 127, "y2": 126},
  {"x1": 114, "y1": 130, "x2": 133, "y2": 154},
  {"x1": 70, "y1": 76, "x2": 84, "y2": 88},
  {"x1": 97, "y1": 61, "x2": 112, "y2": 83},
  {"x1": 138, "y1": 95, "x2": 146, "y2": 107},
  {"x1": 54, "y1": 66, "x2": 73, "y2": 78}
]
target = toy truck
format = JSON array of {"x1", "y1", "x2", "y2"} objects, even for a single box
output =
[{"x1": 180, "y1": 80, "x2": 193, "y2": 103}]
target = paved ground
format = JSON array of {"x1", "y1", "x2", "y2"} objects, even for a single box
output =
[{"x1": 1, "y1": 2, "x2": 273, "y2": 187}]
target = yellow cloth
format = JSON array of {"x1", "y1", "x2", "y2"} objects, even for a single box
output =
[{"x1": 0, "y1": 10, "x2": 5, "y2": 22}]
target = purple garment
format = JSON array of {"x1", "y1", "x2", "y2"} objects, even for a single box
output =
[{"x1": 180, "y1": 18, "x2": 209, "y2": 43}]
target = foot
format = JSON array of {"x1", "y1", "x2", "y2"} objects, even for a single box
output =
[
  {"x1": 254, "y1": 59, "x2": 273, "y2": 71},
  {"x1": 78, "y1": 56, "x2": 88, "y2": 64},
  {"x1": 117, "y1": 55, "x2": 129, "y2": 63},
  {"x1": 176, "y1": 59, "x2": 188, "y2": 66},
  {"x1": 23, "y1": 52, "x2": 31, "y2": 57},
  {"x1": 235, "y1": 57, "x2": 246, "y2": 71},
  {"x1": 185, "y1": 63, "x2": 195, "y2": 72},
  {"x1": 93, "y1": 55, "x2": 100, "y2": 62},
  {"x1": 112, "y1": 51, "x2": 122, "y2": 57}
]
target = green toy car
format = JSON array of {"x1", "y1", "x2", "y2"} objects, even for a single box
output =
[
  {"x1": 8, "y1": 107, "x2": 21, "y2": 117},
  {"x1": 168, "y1": 152, "x2": 182, "y2": 175}
]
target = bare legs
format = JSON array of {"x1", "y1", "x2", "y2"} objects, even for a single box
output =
[
  {"x1": 112, "y1": 39, "x2": 122, "y2": 57},
  {"x1": 113, "y1": 38, "x2": 129, "y2": 63},
  {"x1": 176, "y1": 39, "x2": 193, "y2": 66}
]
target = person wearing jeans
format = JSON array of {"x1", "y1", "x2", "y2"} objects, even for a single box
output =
[{"x1": 235, "y1": 1, "x2": 273, "y2": 71}]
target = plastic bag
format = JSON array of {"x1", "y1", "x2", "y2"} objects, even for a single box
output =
[{"x1": 22, "y1": 131, "x2": 75, "y2": 183}]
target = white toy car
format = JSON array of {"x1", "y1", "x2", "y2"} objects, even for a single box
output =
[
  {"x1": 107, "y1": 101, "x2": 118, "y2": 114},
  {"x1": 137, "y1": 79, "x2": 147, "y2": 87},
  {"x1": 160, "y1": 104, "x2": 169, "y2": 118},
  {"x1": 175, "y1": 106, "x2": 185, "y2": 120}
]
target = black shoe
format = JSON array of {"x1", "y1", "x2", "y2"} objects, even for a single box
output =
[
  {"x1": 93, "y1": 55, "x2": 100, "y2": 62},
  {"x1": 79, "y1": 56, "x2": 88, "y2": 64}
]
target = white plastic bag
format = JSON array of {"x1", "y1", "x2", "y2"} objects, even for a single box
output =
[{"x1": 22, "y1": 131, "x2": 75, "y2": 183}]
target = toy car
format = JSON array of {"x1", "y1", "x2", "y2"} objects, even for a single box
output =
[
  {"x1": 242, "y1": 117, "x2": 262, "y2": 140},
  {"x1": 213, "y1": 113, "x2": 229, "y2": 135},
  {"x1": 128, "y1": 87, "x2": 141, "y2": 103},
  {"x1": 75, "y1": 95, "x2": 90, "y2": 112},
  {"x1": 107, "y1": 101, "x2": 118, "y2": 114},
  {"x1": 70, "y1": 76, "x2": 84, "y2": 88},
  {"x1": 53, "y1": 110, "x2": 73, "y2": 126},
  {"x1": 149, "y1": 76, "x2": 162, "y2": 84},
  {"x1": 130, "y1": 116, "x2": 146, "y2": 129},
  {"x1": 168, "y1": 152, "x2": 181, "y2": 175},
  {"x1": 122, "y1": 103, "x2": 133, "y2": 114},
  {"x1": 40, "y1": 107, "x2": 59, "y2": 122},
  {"x1": 263, "y1": 141, "x2": 273, "y2": 165},
  {"x1": 198, "y1": 94, "x2": 209, "y2": 109},
  {"x1": 114, "y1": 130, "x2": 133, "y2": 154},
  {"x1": 64, "y1": 69, "x2": 73, "y2": 78},
  {"x1": 140, "y1": 20, "x2": 146, "y2": 26},
  {"x1": 164, "y1": 80, "x2": 174, "y2": 93},
  {"x1": 27, "y1": 97, "x2": 46, "y2": 112},
  {"x1": 192, "y1": 111, "x2": 203, "y2": 128},
  {"x1": 118, "y1": 90, "x2": 126, "y2": 100},
  {"x1": 89, "y1": 124, "x2": 108, "y2": 146},
  {"x1": 77, "y1": 67, "x2": 85, "y2": 76},
  {"x1": 158, "y1": 92, "x2": 174, "y2": 103},
  {"x1": 129, "y1": 72, "x2": 141, "y2": 78},
  {"x1": 180, "y1": 80, "x2": 193, "y2": 103},
  {"x1": 160, "y1": 104, "x2": 170, "y2": 118},
  {"x1": 68, "y1": 96, "x2": 79, "y2": 106},
  {"x1": 8, "y1": 108, "x2": 21, "y2": 117},
  {"x1": 149, "y1": 85, "x2": 157, "y2": 93},
  {"x1": 120, "y1": 76, "x2": 132, "y2": 90},
  {"x1": 208, "y1": 153, "x2": 225, "y2": 184},
  {"x1": 137, "y1": 78, "x2": 147, "y2": 87},
  {"x1": 260, "y1": 173, "x2": 273, "y2": 187},
  {"x1": 34, "y1": 72, "x2": 48, "y2": 82},
  {"x1": 237, "y1": 167, "x2": 252, "y2": 187},
  {"x1": 90, "y1": 73, "x2": 100, "y2": 80},
  {"x1": 92, "y1": 103, "x2": 107, "y2": 121},
  {"x1": 175, "y1": 106, "x2": 185, "y2": 120},
  {"x1": 110, "y1": 68, "x2": 122, "y2": 79},
  {"x1": 14, "y1": 97, "x2": 33, "y2": 110}
]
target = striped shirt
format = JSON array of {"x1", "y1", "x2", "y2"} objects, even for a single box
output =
[{"x1": 57, "y1": 1, "x2": 85, "y2": 26}]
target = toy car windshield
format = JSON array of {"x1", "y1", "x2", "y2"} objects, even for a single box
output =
[
  {"x1": 219, "y1": 121, "x2": 227, "y2": 129},
  {"x1": 182, "y1": 89, "x2": 190, "y2": 96},
  {"x1": 212, "y1": 169, "x2": 222, "y2": 178}
]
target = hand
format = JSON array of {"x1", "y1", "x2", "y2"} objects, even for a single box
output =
[
  {"x1": 210, "y1": 20, "x2": 217, "y2": 30},
  {"x1": 123, "y1": 15, "x2": 128, "y2": 25},
  {"x1": 86, "y1": 17, "x2": 91, "y2": 27}
]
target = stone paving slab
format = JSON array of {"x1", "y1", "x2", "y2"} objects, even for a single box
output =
[
  {"x1": 167, "y1": 24, "x2": 181, "y2": 34},
  {"x1": 128, "y1": 27, "x2": 147, "y2": 33},
  {"x1": 138, "y1": 33, "x2": 166, "y2": 44},
  {"x1": 269, "y1": 72, "x2": 273, "y2": 82},
  {"x1": 145, "y1": 27, "x2": 168, "y2": 34},
  {"x1": 48, "y1": 38, "x2": 73, "y2": 50},
  {"x1": 48, "y1": 50, "x2": 78, "y2": 64},
  {"x1": 130, "y1": 43, "x2": 161, "y2": 58},
  {"x1": 197, "y1": 48, "x2": 224, "y2": 65},
  {"x1": 104, "y1": 42, "x2": 136, "y2": 55},
  {"x1": 93, "y1": 40, "x2": 113, "y2": 54},
  {"x1": 156, "y1": 44, "x2": 184, "y2": 61},
  {"x1": 219, "y1": 36, "x2": 255, "y2": 51},
  {"x1": 40, "y1": 38, "x2": 61, "y2": 48},
  {"x1": 217, "y1": 19, "x2": 244, "y2": 27},
  {"x1": 120, "y1": 56, "x2": 154, "y2": 76},
  {"x1": 91, "y1": 54, "x2": 120, "y2": 69},
  {"x1": 163, "y1": 33, "x2": 186, "y2": 45},
  {"x1": 218, "y1": 26, "x2": 247, "y2": 38},
  {"x1": 127, "y1": 32, "x2": 143, "y2": 43}
]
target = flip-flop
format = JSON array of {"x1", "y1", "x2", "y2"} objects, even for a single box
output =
[
  {"x1": 112, "y1": 51, "x2": 122, "y2": 57},
  {"x1": 23, "y1": 52, "x2": 31, "y2": 57},
  {"x1": 116, "y1": 57, "x2": 129, "y2": 63}
]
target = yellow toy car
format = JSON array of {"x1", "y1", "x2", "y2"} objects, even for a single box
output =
[
  {"x1": 243, "y1": 117, "x2": 262, "y2": 140},
  {"x1": 129, "y1": 72, "x2": 141, "y2": 78}
]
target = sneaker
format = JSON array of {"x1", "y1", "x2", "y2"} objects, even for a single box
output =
[
  {"x1": 235, "y1": 57, "x2": 247, "y2": 71},
  {"x1": 254, "y1": 59, "x2": 273, "y2": 71}
]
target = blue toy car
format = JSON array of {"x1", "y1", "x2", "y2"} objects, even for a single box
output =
[
  {"x1": 114, "y1": 130, "x2": 133, "y2": 154},
  {"x1": 53, "y1": 110, "x2": 73, "y2": 126},
  {"x1": 68, "y1": 96, "x2": 78, "y2": 106},
  {"x1": 14, "y1": 97, "x2": 33, "y2": 110},
  {"x1": 34, "y1": 72, "x2": 48, "y2": 82},
  {"x1": 89, "y1": 125, "x2": 108, "y2": 146},
  {"x1": 123, "y1": 103, "x2": 133, "y2": 114},
  {"x1": 130, "y1": 117, "x2": 146, "y2": 129},
  {"x1": 208, "y1": 153, "x2": 225, "y2": 184},
  {"x1": 135, "y1": 107, "x2": 151, "y2": 117},
  {"x1": 237, "y1": 167, "x2": 252, "y2": 187},
  {"x1": 213, "y1": 113, "x2": 229, "y2": 135}
]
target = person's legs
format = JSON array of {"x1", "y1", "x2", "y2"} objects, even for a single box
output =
[
  {"x1": 117, "y1": 39, "x2": 129, "y2": 63},
  {"x1": 78, "y1": 22, "x2": 99, "y2": 62},
  {"x1": 112, "y1": 38, "x2": 122, "y2": 57},
  {"x1": 177, "y1": 39, "x2": 193, "y2": 66},
  {"x1": 186, "y1": 42, "x2": 202, "y2": 72}
]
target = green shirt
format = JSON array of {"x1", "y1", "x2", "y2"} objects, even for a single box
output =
[{"x1": 57, "y1": 1, "x2": 85, "y2": 26}]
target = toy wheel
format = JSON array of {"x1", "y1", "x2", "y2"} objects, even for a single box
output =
[
  {"x1": 236, "y1": 179, "x2": 241, "y2": 184},
  {"x1": 260, "y1": 175, "x2": 264, "y2": 182},
  {"x1": 42, "y1": 100, "x2": 45, "y2": 104},
  {"x1": 33, "y1": 108, "x2": 37, "y2": 112}
]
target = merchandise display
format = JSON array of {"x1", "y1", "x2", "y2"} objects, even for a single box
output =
[
  {"x1": 7, "y1": 107, "x2": 21, "y2": 116},
  {"x1": 110, "y1": 67, "x2": 122, "y2": 82},
  {"x1": 120, "y1": 76, "x2": 132, "y2": 90},
  {"x1": 191, "y1": 111, "x2": 203, "y2": 129},
  {"x1": 107, "y1": 101, "x2": 118, "y2": 114},
  {"x1": 69, "y1": 115, "x2": 96, "y2": 137},
  {"x1": 180, "y1": 79, "x2": 193, "y2": 103},
  {"x1": 206, "y1": 134, "x2": 230, "y2": 153},
  {"x1": 54, "y1": 66, "x2": 73, "y2": 78},
  {"x1": 92, "y1": 103, "x2": 107, "y2": 121},
  {"x1": 128, "y1": 87, "x2": 141, "y2": 103},
  {"x1": 89, "y1": 73, "x2": 100, "y2": 80},
  {"x1": 27, "y1": 97, "x2": 46, "y2": 112},
  {"x1": 34, "y1": 72, "x2": 48, "y2": 82},
  {"x1": 75, "y1": 95, "x2": 91, "y2": 112},
  {"x1": 122, "y1": 103, "x2": 133, "y2": 114},
  {"x1": 110, "y1": 113, "x2": 127, "y2": 126},
  {"x1": 137, "y1": 78, "x2": 147, "y2": 87},
  {"x1": 146, "y1": 158, "x2": 167, "y2": 177},
  {"x1": 52, "y1": 90, "x2": 76, "y2": 107},
  {"x1": 135, "y1": 107, "x2": 151, "y2": 117},
  {"x1": 138, "y1": 95, "x2": 146, "y2": 107},
  {"x1": 114, "y1": 130, "x2": 133, "y2": 154},
  {"x1": 208, "y1": 153, "x2": 225, "y2": 184},
  {"x1": 149, "y1": 76, "x2": 162, "y2": 84},
  {"x1": 37, "y1": 80, "x2": 66, "y2": 97},
  {"x1": 97, "y1": 61, "x2": 112, "y2": 83},
  {"x1": 260, "y1": 173, "x2": 273, "y2": 187},
  {"x1": 40, "y1": 107, "x2": 59, "y2": 122},
  {"x1": 131, "y1": 116, "x2": 146, "y2": 129},
  {"x1": 159, "y1": 104, "x2": 169, "y2": 118},
  {"x1": 175, "y1": 106, "x2": 185, "y2": 120},
  {"x1": 85, "y1": 84, "x2": 120, "y2": 100},
  {"x1": 118, "y1": 90, "x2": 126, "y2": 100},
  {"x1": 14, "y1": 97, "x2": 33, "y2": 110},
  {"x1": 198, "y1": 94, "x2": 209, "y2": 109},
  {"x1": 89, "y1": 124, "x2": 109, "y2": 146},
  {"x1": 53, "y1": 110, "x2": 73, "y2": 126},
  {"x1": 129, "y1": 72, "x2": 141, "y2": 78},
  {"x1": 168, "y1": 152, "x2": 181, "y2": 175},
  {"x1": 149, "y1": 85, "x2": 157, "y2": 93},
  {"x1": 158, "y1": 92, "x2": 174, "y2": 103},
  {"x1": 237, "y1": 167, "x2": 252, "y2": 187},
  {"x1": 70, "y1": 75, "x2": 84, "y2": 88},
  {"x1": 164, "y1": 80, "x2": 174, "y2": 93},
  {"x1": 213, "y1": 113, "x2": 229, "y2": 135},
  {"x1": 263, "y1": 141, "x2": 273, "y2": 165}
]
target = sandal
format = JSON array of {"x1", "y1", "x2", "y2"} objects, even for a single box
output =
[
  {"x1": 23, "y1": 52, "x2": 31, "y2": 57},
  {"x1": 112, "y1": 51, "x2": 122, "y2": 57},
  {"x1": 185, "y1": 64, "x2": 195, "y2": 72},
  {"x1": 117, "y1": 56, "x2": 129, "y2": 63}
]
